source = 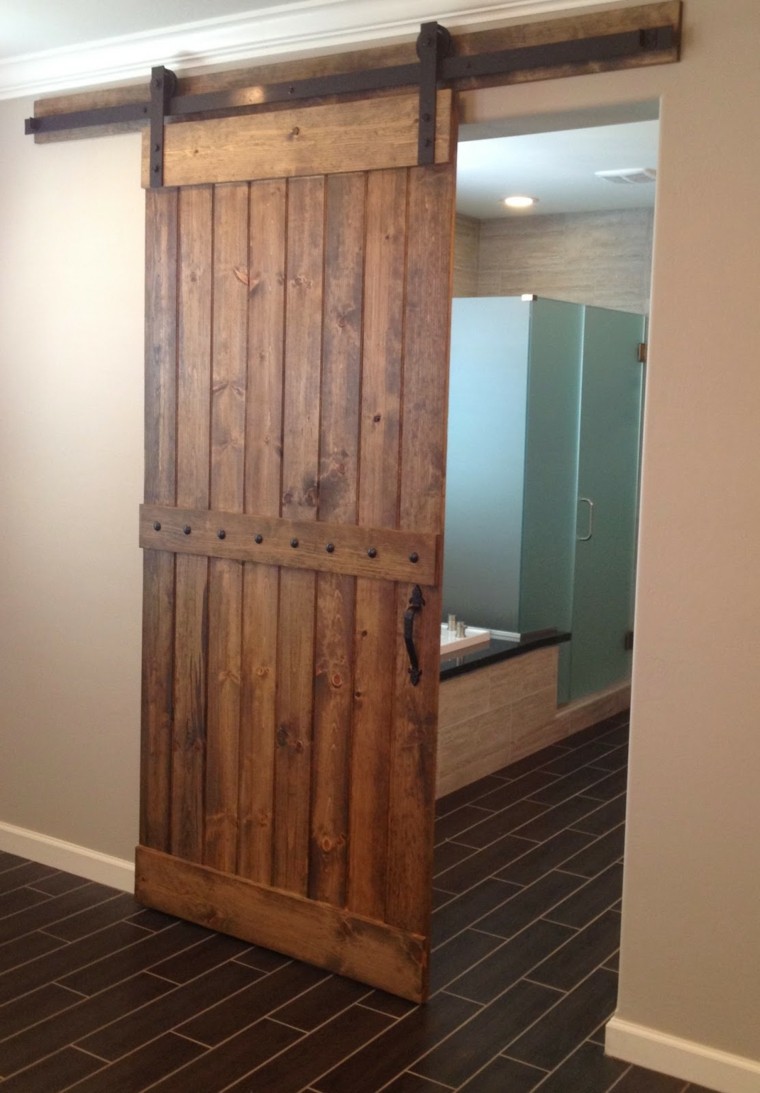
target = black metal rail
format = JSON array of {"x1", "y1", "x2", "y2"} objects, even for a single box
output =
[{"x1": 25, "y1": 21, "x2": 675, "y2": 181}]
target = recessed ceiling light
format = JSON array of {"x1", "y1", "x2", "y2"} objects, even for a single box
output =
[{"x1": 503, "y1": 195, "x2": 537, "y2": 209}]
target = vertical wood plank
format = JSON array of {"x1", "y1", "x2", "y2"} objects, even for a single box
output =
[
  {"x1": 387, "y1": 164, "x2": 456, "y2": 937},
  {"x1": 238, "y1": 179, "x2": 287, "y2": 883},
  {"x1": 274, "y1": 175, "x2": 325, "y2": 894},
  {"x1": 310, "y1": 173, "x2": 365, "y2": 905},
  {"x1": 347, "y1": 168, "x2": 408, "y2": 919},
  {"x1": 172, "y1": 184, "x2": 214, "y2": 863},
  {"x1": 205, "y1": 183, "x2": 249, "y2": 873},
  {"x1": 141, "y1": 187, "x2": 178, "y2": 852}
]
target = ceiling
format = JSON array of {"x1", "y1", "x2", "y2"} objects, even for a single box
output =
[
  {"x1": 2, "y1": 0, "x2": 659, "y2": 218},
  {"x1": 458, "y1": 120, "x2": 659, "y2": 219}
]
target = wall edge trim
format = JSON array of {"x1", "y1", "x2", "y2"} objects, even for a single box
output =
[
  {"x1": 606, "y1": 1014, "x2": 760, "y2": 1093},
  {"x1": 0, "y1": 821, "x2": 135, "y2": 893}
]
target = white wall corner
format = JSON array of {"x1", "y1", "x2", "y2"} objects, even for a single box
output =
[
  {"x1": 0, "y1": 0, "x2": 631, "y2": 101},
  {"x1": 0, "y1": 821, "x2": 135, "y2": 893},
  {"x1": 606, "y1": 1015, "x2": 760, "y2": 1093}
]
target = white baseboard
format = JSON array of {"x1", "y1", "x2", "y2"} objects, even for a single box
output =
[
  {"x1": 0, "y1": 821, "x2": 135, "y2": 893},
  {"x1": 606, "y1": 1015, "x2": 760, "y2": 1093}
]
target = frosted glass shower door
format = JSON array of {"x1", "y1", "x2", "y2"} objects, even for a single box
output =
[{"x1": 569, "y1": 306, "x2": 645, "y2": 700}]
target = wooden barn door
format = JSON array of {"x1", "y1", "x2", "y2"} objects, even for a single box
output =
[{"x1": 136, "y1": 90, "x2": 456, "y2": 1001}]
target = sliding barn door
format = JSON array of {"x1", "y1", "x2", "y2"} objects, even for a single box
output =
[{"x1": 136, "y1": 90, "x2": 456, "y2": 1001}]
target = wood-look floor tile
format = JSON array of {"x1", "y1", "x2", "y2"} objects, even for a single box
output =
[
  {"x1": 358, "y1": 991, "x2": 418, "y2": 1019},
  {"x1": 57, "y1": 1031, "x2": 206, "y2": 1093},
  {"x1": 232, "y1": 943, "x2": 293, "y2": 974},
  {"x1": 433, "y1": 838, "x2": 475, "y2": 876},
  {"x1": 177, "y1": 960, "x2": 327, "y2": 1046},
  {"x1": 506, "y1": 968, "x2": 619, "y2": 1070},
  {"x1": 510, "y1": 794, "x2": 606, "y2": 843},
  {"x1": 452, "y1": 799, "x2": 548, "y2": 850},
  {"x1": 429, "y1": 927, "x2": 505, "y2": 995},
  {"x1": 0, "y1": 982, "x2": 84, "y2": 1040},
  {"x1": 434, "y1": 804, "x2": 494, "y2": 845},
  {"x1": 380, "y1": 1071, "x2": 454, "y2": 1092},
  {"x1": 469, "y1": 769, "x2": 560, "y2": 812},
  {"x1": 0, "y1": 920, "x2": 150, "y2": 1006},
  {"x1": 546, "y1": 865, "x2": 624, "y2": 929},
  {"x1": 58, "y1": 920, "x2": 211, "y2": 995},
  {"x1": 0, "y1": 882, "x2": 119, "y2": 945},
  {"x1": 43, "y1": 892, "x2": 147, "y2": 942},
  {"x1": 126, "y1": 906, "x2": 178, "y2": 932},
  {"x1": 448, "y1": 918, "x2": 575, "y2": 1003},
  {"x1": 77, "y1": 959, "x2": 261, "y2": 1060},
  {"x1": 564, "y1": 715, "x2": 628, "y2": 748},
  {"x1": 312, "y1": 990, "x2": 479, "y2": 1093},
  {"x1": 0, "y1": 861, "x2": 58, "y2": 895},
  {"x1": 412, "y1": 979, "x2": 558, "y2": 1088},
  {"x1": 612, "y1": 1063, "x2": 692, "y2": 1090},
  {"x1": 527, "y1": 765, "x2": 619, "y2": 808},
  {"x1": 0, "y1": 886, "x2": 50, "y2": 919},
  {"x1": 571, "y1": 794, "x2": 628, "y2": 837},
  {"x1": 143, "y1": 1017, "x2": 301, "y2": 1092},
  {"x1": 434, "y1": 834, "x2": 537, "y2": 895},
  {"x1": 490, "y1": 744, "x2": 568, "y2": 781},
  {"x1": 540, "y1": 741, "x2": 617, "y2": 776},
  {"x1": 222, "y1": 1003, "x2": 394, "y2": 1092},
  {"x1": 528, "y1": 1038, "x2": 629, "y2": 1091},
  {"x1": 150, "y1": 931, "x2": 254, "y2": 983},
  {"x1": 528, "y1": 910, "x2": 621, "y2": 992},
  {"x1": 0, "y1": 971, "x2": 173, "y2": 1078},
  {"x1": 435, "y1": 775, "x2": 508, "y2": 818},
  {"x1": 559, "y1": 825, "x2": 626, "y2": 878},
  {"x1": 272, "y1": 974, "x2": 371, "y2": 1031},
  {"x1": 473, "y1": 870, "x2": 587, "y2": 940},
  {"x1": 432, "y1": 878, "x2": 521, "y2": 948},
  {"x1": 0, "y1": 1046, "x2": 104, "y2": 1093},
  {"x1": 583, "y1": 767, "x2": 629, "y2": 801},
  {"x1": 0, "y1": 928, "x2": 64, "y2": 976},
  {"x1": 0, "y1": 852, "x2": 28, "y2": 873},
  {"x1": 458, "y1": 1054, "x2": 546, "y2": 1092},
  {"x1": 587, "y1": 742, "x2": 629, "y2": 772},
  {"x1": 494, "y1": 827, "x2": 592, "y2": 887},
  {"x1": 25, "y1": 871, "x2": 91, "y2": 897}
]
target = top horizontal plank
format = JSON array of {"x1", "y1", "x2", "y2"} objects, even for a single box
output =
[{"x1": 140, "y1": 90, "x2": 453, "y2": 187}]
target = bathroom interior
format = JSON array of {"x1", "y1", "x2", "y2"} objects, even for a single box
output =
[{"x1": 437, "y1": 107, "x2": 657, "y2": 796}]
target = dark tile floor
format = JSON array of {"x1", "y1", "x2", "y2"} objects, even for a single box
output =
[{"x1": 0, "y1": 712, "x2": 716, "y2": 1092}]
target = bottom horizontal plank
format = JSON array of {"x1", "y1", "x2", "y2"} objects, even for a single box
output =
[{"x1": 135, "y1": 845, "x2": 428, "y2": 1002}]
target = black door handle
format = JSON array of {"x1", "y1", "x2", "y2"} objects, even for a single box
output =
[{"x1": 404, "y1": 584, "x2": 425, "y2": 686}]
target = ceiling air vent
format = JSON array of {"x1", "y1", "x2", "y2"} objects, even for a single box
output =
[{"x1": 595, "y1": 167, "x2": 657, "y2": 184}]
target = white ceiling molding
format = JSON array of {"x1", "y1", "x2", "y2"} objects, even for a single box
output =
[{"x1": 0, "y1": 0, "x2": 625, "y2": 102}]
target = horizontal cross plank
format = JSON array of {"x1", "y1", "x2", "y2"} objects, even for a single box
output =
[
  {"x1": 141, "y1": 90, "x2": 453, "y2": 187},
  {"x1": 135, "y1": 845, "x2": 427, "y2": 1001},
  {"x1": 140, "y1": 503, "x2": 439, "y2": 584}
]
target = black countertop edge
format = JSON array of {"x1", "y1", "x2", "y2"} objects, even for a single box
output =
[{"x1": 439, "y1": 628, "x2": 571, "y2": 682}]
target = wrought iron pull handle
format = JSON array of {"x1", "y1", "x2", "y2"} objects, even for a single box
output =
[
  {"x1": 404, "y1": 584, "x2": 426, "y2": 686},
  {"x1": 577, "y1": 497, "x2": 594, "y2": 542}
]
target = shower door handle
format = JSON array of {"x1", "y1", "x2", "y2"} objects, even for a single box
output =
[
  {"x1": 404, "y1": 585, "x2": 425, "y2": 686},
  {"x1": 577, "y1": 497, "x2": 594, "y2": 541}
]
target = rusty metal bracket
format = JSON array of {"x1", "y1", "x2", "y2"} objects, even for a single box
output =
[
  {"x1": 148, "y1": 65, "x2": 177, "y2": 189},
  {"x1": 416, "y1": 22, "x2": 453, "y2": 166}
]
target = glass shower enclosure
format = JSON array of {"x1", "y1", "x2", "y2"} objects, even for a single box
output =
[{"x1": 443, "y1": 295, "x2": 645, "y2": 704}]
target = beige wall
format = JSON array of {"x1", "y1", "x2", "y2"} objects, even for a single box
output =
[
  {"x1": 0, "y1": 100, "x2": 144, "y2": 860},
  {"x1": 463, "y1": 0, "x2": 760, "y2": 1083},
  {"x1": 1, "y1": 0, "x2": 760, "y2": 1084},
  {"x1": 455, "y1": 207, "x2": 653, "y2": 312}
]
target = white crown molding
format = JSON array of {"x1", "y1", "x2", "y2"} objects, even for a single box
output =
[{"x1": 1, "y1": 0, "x2": 614, "y2": 102}]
